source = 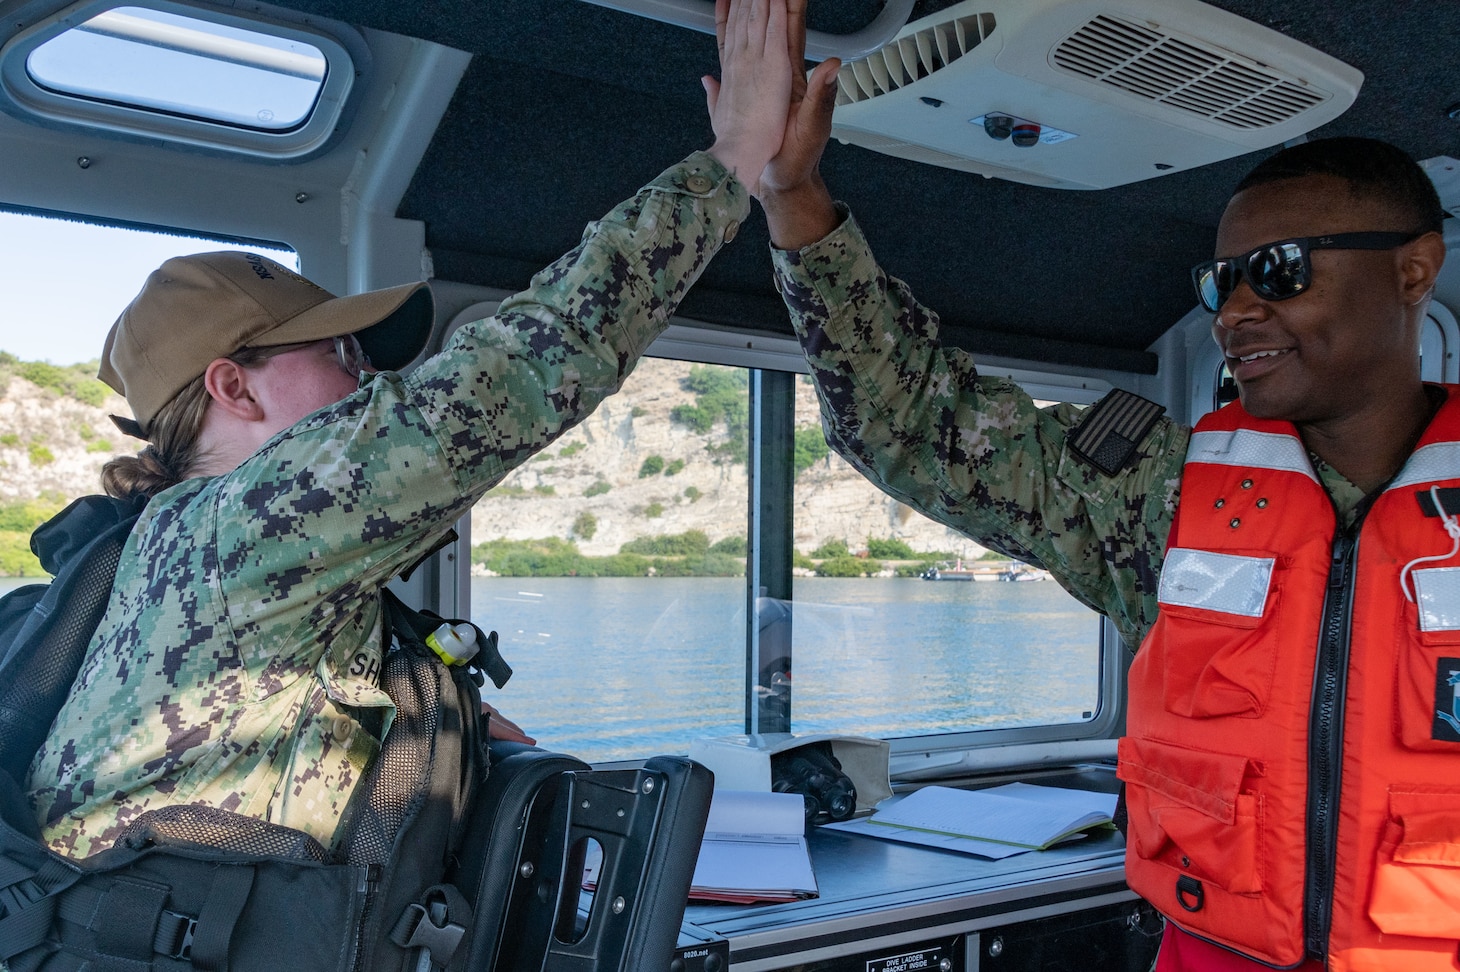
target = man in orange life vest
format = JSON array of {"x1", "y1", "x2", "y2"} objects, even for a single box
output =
[{"x1": 734, "y1": 3, "x2": 1457, "y2": 966}]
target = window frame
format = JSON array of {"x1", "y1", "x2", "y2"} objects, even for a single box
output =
[
  {"x1": 439, "y1": 305, "x2": 1131, "y2": 773},
  {"x1": 0, "y1": 0, "x2": 363, "y2": 159}
]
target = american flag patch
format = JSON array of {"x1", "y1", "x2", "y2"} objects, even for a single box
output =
[{"x1": 1069, "y1": 389, "x2": 1164, "y2": 475}]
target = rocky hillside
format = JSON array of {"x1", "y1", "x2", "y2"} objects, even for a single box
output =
[
  {"x1": 471, "y1": 357, "x2": 976, "y2": 558},
  {"x1": 0, "y1": 363, "x2": 130, "y2": 504},
  {"x1": 0, "y1": 354, "x2": 982, "y2": 574}
]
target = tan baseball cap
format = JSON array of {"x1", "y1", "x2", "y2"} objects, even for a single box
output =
[{"x1": 99, "y1": 251, "x2": 434, "y2": 437}]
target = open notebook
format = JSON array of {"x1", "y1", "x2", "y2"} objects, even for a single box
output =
[
  {"x1": 689, "y1": 789, "x2": 818, "y2": 904},
  {"x1": 826, "y1": 783, "x2": 1116, "y2": 859}
]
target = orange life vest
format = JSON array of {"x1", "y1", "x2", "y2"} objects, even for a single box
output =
[{"x1": 1118, "y1": 390, "x2": 1460, "y2": 972}]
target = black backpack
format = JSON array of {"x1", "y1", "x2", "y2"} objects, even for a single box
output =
[
  {"x1": 0, "y1": 497, "x2": 712, "y2": 972},
  {"x1": 0, "y1": 494, "x2": 510, "y2": 971}
]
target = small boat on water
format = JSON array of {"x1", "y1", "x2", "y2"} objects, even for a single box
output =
[
  {"x1": 921, "y1": 561, "x2": 1050, "y2": 582},
  {"x1": 998, "y1": 563, "x2": 1051, "y2": 582},
  {"x1": 921, "y1": 560, "x2": 1049, "y2": 582}
]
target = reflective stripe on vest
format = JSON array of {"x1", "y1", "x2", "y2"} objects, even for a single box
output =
[{"x1": 1119, "y1": 387, "x2": 1460, "y2": 972}]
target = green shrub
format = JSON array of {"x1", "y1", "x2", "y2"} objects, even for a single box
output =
[
  {"x1": 670, "y1": 365, "x2": 747, "y2": 446},
  {"x1": 71, "y1": 381, "x2": 107, "y2": 407},
  {"x1": 683, "y1": 364, "x2": 744, "y2": 397},
  {"x1": 559, "y1": 442, "x2": 585, "y2": 458},
  {"x1": 793, "y1": 425, "x2": 830, "y2": 476},
  {"x1": 532, "y1": 484, "x2": 555, "y2": 496},
  {"x1": 816, "y1": 556, "x2": 874, "y2": 578},
  {"x1": 0, "y1": 499, "x2": 63, "y2": 576},
  {"x1": 16, "y1": 360, "x2": 108, "y2": 407},
  {"x1": 810, "y1": 538, "x2": 850, "y2": 559},
  {"x1": 573, "y1": 511, "x2": 598, "y2": 541},
  {"x1": 630, "y1": 406, "x2": 647, "y2": 418},
  {"x1": 87, "y1": 440, "x2": 116, "y2": 453},
  {"x1": 621, "y1": 530, "x2": 709, "y2": 556},
  {"x1": 27, "y1": 443, "x2": 54, "y2": 467},
  {"x1": 470, "y1": 537, "x2": 655, "y2": 577},
  {"x1": 0, "y1": 434, "x2": 18, "y2": 446},
  {"x1": 708, "y1": 535, "x2": 747, "y2": 556},
  {"x1": 0, "y1": 532, "x2": 45, "y2": 576},
  {"x1": 577, "y1": 553, "x2": 651, "y2": 577},
  {"x1": 683, "y1": 486, "x2": 701, "y2": 502},
  {"x1": 644, "y1": 502, "x2": 665, "y2": 518},
  {"x1": 472, "y1": 537, "x2": 584, "y2": 576},
  {"x1": 664, "y1": 458, "x2": 685, "y2": 476},
  {"x1": 650, "y1": 552, "x2": 744, "y2": 577},
  {"x1": 793, "y1": 550, "x2": 815, "y2": 570},
  {"x1": 584, "y1": 480, "x2": 611, "y2": 498},
  {"x1": 0, "y1": 499, "x2": 64, "y2": 533},
  {"x1": 638, "y1": 455, "x2": 665, "y2": 478},
  {"x1": 18, "y1": 361, "x2": 69, "y2": 394},
  {"x1": 867, "y1": 537, "x2": 916, "y2": 559},
  {"x1": 670, "y1": 403, "x2": 710, "y2": 433}
]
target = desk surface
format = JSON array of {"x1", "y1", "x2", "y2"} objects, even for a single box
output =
[{"x1": 678, "y1": 768, "x2": 1135, "y2": 971}]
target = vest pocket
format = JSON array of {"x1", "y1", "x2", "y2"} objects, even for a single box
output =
[
  {"x1": 1396, "y1": 585, "x2": 1460, "y2": 751},
  {"x1": 1369, "y1": 787, "x2": 1460, "y2": 941},
  {"x1": 1156, "y1": 548, "x2": 1284, "y2": 719},
  {"x1": 1117, "y1": 737, "x2": 1262, "y2": 895}
]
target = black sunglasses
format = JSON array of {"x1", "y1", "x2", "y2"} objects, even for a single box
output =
[{"x1": 1191, "y1": 230, "x2": 1424, "y2": 313}]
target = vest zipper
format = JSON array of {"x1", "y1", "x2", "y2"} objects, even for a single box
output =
[
  {"x1": 350, "y1": 863, "x2": 382, "y2": 972},
  {"x1": 1304, "y1": 530, "x2": 1356, "y2": 960}
]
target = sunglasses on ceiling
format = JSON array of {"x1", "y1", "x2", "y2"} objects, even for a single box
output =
[{"x1": 1191, "y1": 230, "x2": 1424, "y2": 313}]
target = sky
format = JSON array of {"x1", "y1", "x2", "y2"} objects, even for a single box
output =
[{"x1": 0, "y1": 211, "x2": 294, "y2": 365}]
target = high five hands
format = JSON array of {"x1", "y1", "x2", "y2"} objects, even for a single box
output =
[{"x1": 703, "y1": 0, "x2": 841, "y2": 220}]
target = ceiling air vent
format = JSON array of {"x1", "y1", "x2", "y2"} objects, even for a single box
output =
[
  {"x1": 836, "y1": 12, "x2": 996, "y2": 105},
  {"x1": 826, "y1": 0, "x2": 1362, "y2": 190},
  {"x1": 1052, "y1": 15, "x2": 1324, "y2": 130}
]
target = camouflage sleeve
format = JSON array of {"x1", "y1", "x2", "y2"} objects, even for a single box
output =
[
  {"x1": 216, "y1": 151, "x2": 750, "y2": 642},
  {"x1": 411, "y1": 151, "x2": 750, "y2": 496},
  {"x1": 24, "y1": 153, "x2": 749, "y2": 856},
  {"x1": 771, "y1": 209, "x2": 1189, "y2": 647}
]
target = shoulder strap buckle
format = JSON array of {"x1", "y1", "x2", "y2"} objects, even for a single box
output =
[
  {"x1": 154, "y1": 909, "x2": 198, "y2": 959},
  {"x1": 390, "y1": 884, "x2": 471, "y2": 968}
]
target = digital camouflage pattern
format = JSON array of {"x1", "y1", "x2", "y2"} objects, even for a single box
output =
[
  {"x1": 769, "y1": 210, "x2": 1370, "y2": 649},
  {"x1": 25, "y1": 151, "x2": 750, "y2": 859}
]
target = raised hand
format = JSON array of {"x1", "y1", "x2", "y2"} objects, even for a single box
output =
[
  {"x1": 759, "y1": 0, "x2": 840, "y2": 202},
  {"x1": 702, "y1": 0, "x2": 796, "y2": 198},
  {"x1": 753, "y1": 0, "x2": 846, "y2": 251}
]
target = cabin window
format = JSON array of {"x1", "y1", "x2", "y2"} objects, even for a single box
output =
[
  {"x1": 789, "y1": 382, "x2": 1106, "y2": 744},
  {"x1": 0, "y1": 1, "x2": 357, "y2": 157},
  {"x1": 467, "y1": 358, "x2": 751, "y2": 763},
  {"x1": 26, "y1": 8, "x2": 325, "y2": 131},
  {"x1": 1420, "y1": 303, "x2": 1459, "y2": 383},
  {"x1": 460, "y1": 331, "x2": 1115, "y2": 765}
]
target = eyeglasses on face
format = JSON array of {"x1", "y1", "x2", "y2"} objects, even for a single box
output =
[
  {"x1": 1191, "y1": 230, "x2": 1424, "y2": 313},
  {"x1": 242, "y1": 334, "x2": 373, "y2": 376},
  {"x1": 332, "y1": 333, "x2": 372, "y2": 376}
]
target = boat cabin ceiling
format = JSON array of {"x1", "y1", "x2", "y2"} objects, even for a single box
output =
[
  {"x1": 2, "y1": 0, "x2": 1456, "y2": 376},
  {"x1": 272, "y1": 0, "x2": 1460, "y2": 373}
]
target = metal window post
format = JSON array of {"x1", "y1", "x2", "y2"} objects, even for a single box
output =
[{"x1": 746, "y1": 369, "x2": 795, "y2": 734}]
